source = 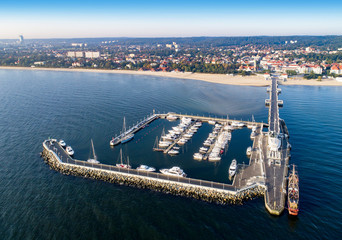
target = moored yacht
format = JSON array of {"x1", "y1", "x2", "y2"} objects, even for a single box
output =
[
  {"x1": 193, "y1": 153, "x2": 203, "y2": 160},
  {"x1": 87, "y1": 139, "x2": 100, "y2": 164},
  {"x1": 66, "y1": 146, "x2": 74, "y2": 156},
  {"x1": 246, "y1": 146, "x2": 252, "y2": 156},
  {"x1": 168, "y1": 149, "x2": 179, "y2": 156},
  {"x1": 229, "y1": 159, "x2": 237, "y2": 178},
  {"x1": 208, "y1": 120, "x2": 216, "y2": 125},
  {"x1": 59, "y1": 139, "x2": 66, "y2": 148},
  {"x1": 160, "y1": 166, "x2": 186, "y2": 177},
  {"x1": 199, "y1": 147, "x2": 208, "y2": 153},
  {"x1": 116, "y1": 149, "x2": 131, "y2": 169},
  {"x1": 137, "y1": 165, "x2": 156, "y2": 172}
]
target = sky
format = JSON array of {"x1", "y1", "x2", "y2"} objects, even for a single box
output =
[{"x1": 0, "y1": 0, "x2": 342, "y2": 39}]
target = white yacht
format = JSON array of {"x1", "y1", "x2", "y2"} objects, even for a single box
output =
[
  {"x1": 177, "y1": 138, "x2": 187, "y2": 145},
  {"x1": 193, "y1": 153, "x2": 203, "y2": 160},
  {"x1": 59, "y1": 139, "x2": 66, "y2": 148},
  {"x1": 208, "y1": 120, "x2": 216, "y2": 125},
  {"x1": 229, "y1": 159, "x2": 237, "y2": 177},
  {"x1": 208, "y1": 153, "x2": 221, "y2": 161},
  {"x1": 159, "y1": 140, "x2": 172, "y2": 148},
  {"x1": 160, "y1": 166, "x2": 186, "y2": 177},
  {"x1": 66, "y1": 146, "x2": 74, "y2": 156},
  {"x1": 166, "y1": 114, "x2": 178, "y2": 121},
  {"x1": 194, "y1": 122, "x2": 202, "y2": 127},
  {"x1": 168, "y1": 149, "x2": 179, "y2": 156},
  {"x1": 136, "y1": 165, "x2": 156, "y2": 172},
  {"x1": 87, "y1": 139, "x2": 100, "y2": 164},
  {"x1": 199, "y1": 147, "x2": 208, "y2": 153},
  {"x1": 246, "y1": 146, "x2": 252, "y2": 156}
]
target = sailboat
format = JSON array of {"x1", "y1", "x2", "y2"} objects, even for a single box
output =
[
  {"x1": 121, "y1": 117, "x2": 134, "y2": 144},
  {"x1": 116, "y1": 149, "x2": 131, "y2": 169},
  {"x1": 87, "y1": 139, "x2": 100, "y2": 164}
]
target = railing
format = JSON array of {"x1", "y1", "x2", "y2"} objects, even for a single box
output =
[{"x1": 44, "y1": 140, "x2": 238, "y2": 193}]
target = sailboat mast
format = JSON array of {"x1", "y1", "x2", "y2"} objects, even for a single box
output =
[
  {"x1": 123, "y1": 117, "x2": 126, "y2": 134},
  {"x1": 120, "y1": 149, "x2": 123, "y2": 164},
  {"x1": 91, "y1": 139, "x2": 96, "y2": 160}
]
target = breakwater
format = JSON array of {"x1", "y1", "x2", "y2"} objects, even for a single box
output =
[{"x1": 42, "y1": 142, "x2": 265, "y2": 205}]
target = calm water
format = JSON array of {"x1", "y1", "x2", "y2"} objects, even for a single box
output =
[{"x1": 0, "y1": 70, "x2": 341, "y2": 239}]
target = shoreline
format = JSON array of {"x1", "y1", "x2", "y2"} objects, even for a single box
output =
[{"x1": 1, "y1": 66, "x2": 342, "y2": 87}]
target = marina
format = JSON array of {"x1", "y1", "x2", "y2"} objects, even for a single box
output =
[{"x1": 42, "y1": 76, "x2": 292, "y2": 215}]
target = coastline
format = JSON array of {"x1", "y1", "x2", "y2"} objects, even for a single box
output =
[{"x1": 1, "y1": 66, "x2": 341, "y2": 87}]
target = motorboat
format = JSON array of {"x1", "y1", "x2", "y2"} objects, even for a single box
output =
[
  {"x1": 194, "y1": 121, "x2": 202, "y2": 127},
  {"x1": 160, "y1": 166, "x2": 186, "y2": 177},
  {"x1": 166, "y1": 114, "x2": 178, "y2": 121},
  {"x1": 66, "y1": 146, "x2": 74, "y2": 156},
  {"x1": 177, "y1": 138, "x2": 187, "y2": 145},
  {"x1": 246, "y1": 146, "x2": 252, "y2": 156},
  {"x1": 168, "y1": 149, "x2": 179, "y2": 156},
  {"x1": 208, "y1": 154, "x2": 221, "y2": 161},
  {"x1": 137, "y1": 165, "x2": 156, "y2": 172},
  {"x1": 208, "y1": 120, "x2": 216, "y2": 125},
  {"x1": 193, "y1": 153, "x2": 203, "y2": 160},
  {"x1": 199, "y1": 147, "x2": 208, "y2": 153},
  {"x1": 87, "y1": 139, "x2": 100, "y2": 164},
  {"x1": 159, "y1": 141, "x2": 172, "y2": 148},
  {"x1": 229, "y1": 159, "x2": 237, "y2": 177},
  {"x1": 59, "y1": 139, "x2": 66, "y2": 148}
]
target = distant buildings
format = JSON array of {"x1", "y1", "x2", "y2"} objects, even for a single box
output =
[
  {"x1": 67, "y1": 51, "x2": 100, "y2": 58},
  {"x1": 18, "y1": 35, "x2": 24, "y2": 44},
  {"x1": 330, "y1": 64, "x2": 342, "y2": 75}
]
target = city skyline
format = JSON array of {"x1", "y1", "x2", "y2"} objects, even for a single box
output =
[{"x1": 1, "y1": 0, "x2": 342, "y2": 39}]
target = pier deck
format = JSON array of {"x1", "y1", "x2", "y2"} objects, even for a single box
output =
[
  {"x1": 263, "y1": 77, "x2": 290, "y2": 215},
  {"x1": 232, "y1": 124, "x2": 265, "y2": 189}
]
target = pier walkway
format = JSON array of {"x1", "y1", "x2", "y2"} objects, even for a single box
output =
[
  {"x1": 263, "y1": 77, "x2": 290, "y2": 215},
  {"x1": 44, "y1": 139, "x2": 240, "y2": 193}
]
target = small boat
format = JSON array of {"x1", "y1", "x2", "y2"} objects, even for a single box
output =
[
  {"x1": 193, "y1": 153, "x2": 203, "y2": 160},
  {"x1": 199, "y1": 147, "x2": 208, "y2": 153},
  {"x1": 166, "y1": 114, "x2": 178, "y2": 121},
  {"x1": 288, "y1": 165, "x2": 299, "y2": 216},
  {"x1": 246, "y1": 146, "x2": 252, "y2": 156},
  {"x1": 87, "y1": 139, "x2": 100, "y2": 164},
  {"x1": 177, "y1": 138, "x2": 187, "y2": 145},
  {"x1": 160, "y1": 166, "x2": 186, "y2": 177},
  {"x1": 208, "y1": 120, "x2": 216, "y2": 125},
  {"x1": 59, "y1": 139, "x2": 66, "y2": 148},
  {"x1": 168, "y1": 149, "x2": 179, "y2": 156},
  {"x1": 137, "y1": 165, "x2": 156, "y2": 172},
  {"x1": 194, "y1": 121, "x2": 202, "y2": 127},
  {"x1": 66, "y1": 146, "x2": 74, "y2": 156},
  {"x1": 250, "y1": 131, "x2": 256, "y2": 139},
  {"x1": 229, "y1": 159, "x2": 237, "y2": 177},
  {"x1": 208, "y1": 153, "x2": 221, "y2": 161},
  {"x1": 159, "y1": 140, "x2": 172, "y2": 147},
  {"x1": 172, "y1": 146, "x2": 180, "y2": 150},
  {"x1": 116, "y1": 149, "x2": 131, "y2": 169}
]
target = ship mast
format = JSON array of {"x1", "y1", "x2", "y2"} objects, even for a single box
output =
[{"x1": 91, "y1": 139, "x2": 97, "y2": 160}]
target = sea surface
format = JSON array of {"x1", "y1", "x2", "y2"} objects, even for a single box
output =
[{"x1": 0, "y1": 69, "x2": 341, "y2": 239}]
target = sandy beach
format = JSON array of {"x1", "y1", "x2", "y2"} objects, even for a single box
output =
[{"x1": 1, "y1": 66, "x2": 341, "y2": 87}]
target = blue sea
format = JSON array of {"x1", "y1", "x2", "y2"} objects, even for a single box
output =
[{"x1": 0, "y1": 69, "x2": 341, "y2": 239}]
